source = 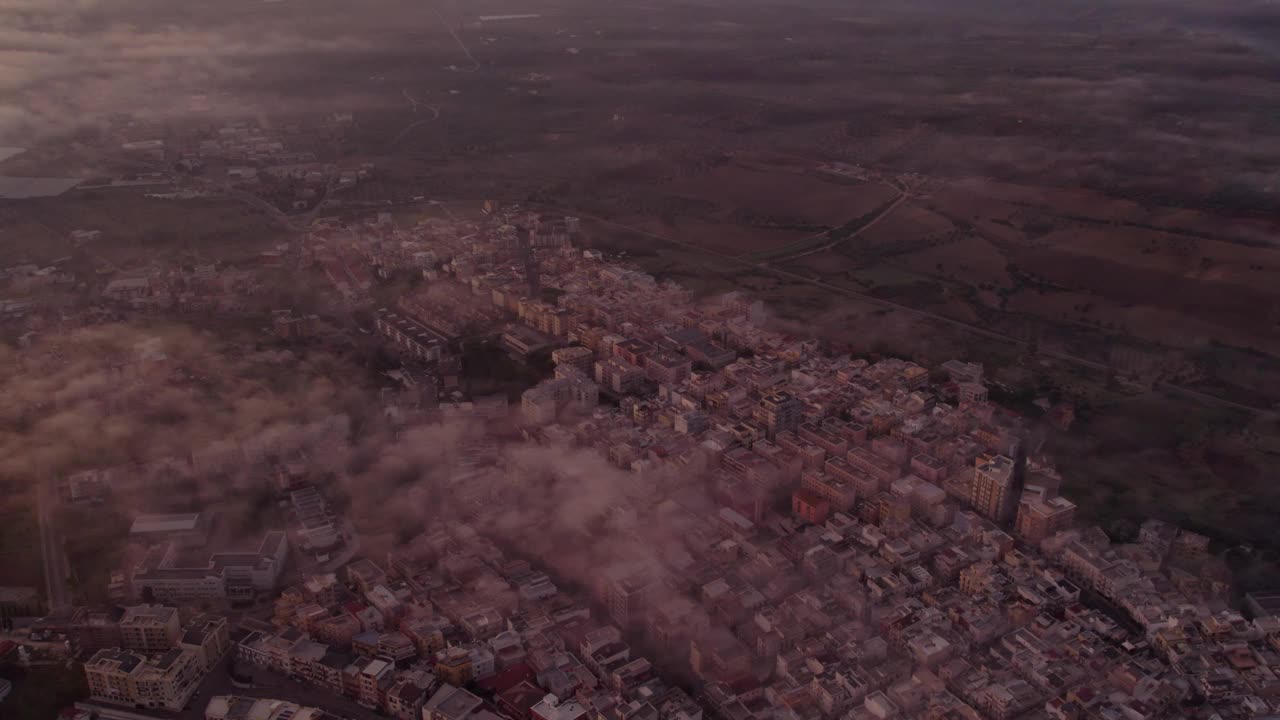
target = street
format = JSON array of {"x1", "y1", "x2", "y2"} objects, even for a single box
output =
[
  {"x1": 169, "y1": 663, "x2": 382, "y2": 720},
  {"x1": 36, "y1": 478, "x2": 72, "y2": 612}
]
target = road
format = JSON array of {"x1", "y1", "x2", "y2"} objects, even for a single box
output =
[
  {"x1": 427, "y1": 0, "x2": 480, "y2": 72},
  {"x1": 177, "y1": 663, "x2": 381, "y2": 720},
  {"x1": 36, "y1": 478, "x2": 72, "y2": 612},
  {"x1": 754, "y1": 190, "x2": 910, "y2": 263},
  {"x1": 389, "y1": 92, "x2": 441, "y2": 149},
  {"x1": 548, "y1": 206, "x2": 1279, "y2": 420}
]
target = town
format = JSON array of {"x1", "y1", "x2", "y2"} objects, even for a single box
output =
[{"x1": 1, "y1": 201, "x2": 1277, "y2": 720}]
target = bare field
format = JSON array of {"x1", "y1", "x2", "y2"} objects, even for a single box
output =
[
  {"x1": 892, "y1": 233, "x2": 1012, "y2": 287},
  {"x1": 1035, "y1": 226, "x2": 1280, "y2": 294},
  {"x1": 1011, "y1": 246, "x2": 1277, "y2": 335},
  {"x1": 0, "y1": 193, "x2": 285, "y2": 266},
  {"x1": 625, "y1": 215, "x2": 814, "y2": 256},
  {"x1": 662, "y1": 163, "x2": 898, "y2": 229}
]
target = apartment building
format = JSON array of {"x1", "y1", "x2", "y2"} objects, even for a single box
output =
[
  {"x1": 85, "y1": 647, "x2": 203, "y2": 711},
  {"x1": 180, "y1": 614, "x2": 231, "y2": 672},
  {"x1": 970, "y1": 454, "x2": 1018, "y2": 526},
  {"x1": 120, "y1": 605, "x2": 181, "y2": 653},
  {"x1": 1015, "y1": 491, "x2": 1078, "y2": 546}
]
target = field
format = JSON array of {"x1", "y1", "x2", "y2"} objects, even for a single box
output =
[{"x1": 0, "y1": 192, "x2": 286, "y2": 267}]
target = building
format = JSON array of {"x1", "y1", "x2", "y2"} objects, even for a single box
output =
[
  {"x1": 385, "y1": 670, "x2": 437, "y2": 720},
  {"x1": 1015, "y1": 491, "x2": 1077, "y2": 546},
  {"x1": 970, "y1": 454, "x2": 1018, "y2": 525},
  {"x1": 290, "y1": 486, "x2": 341, "y2": 553},
  {"x1": 754, "y1": 392, "x2": 803, "y2": 440},
  {"x1": 71, "y1": 606, "x2": 126, "y2": 654},
  {"x1": 941, "y1": 360, "x2": 984, "y2": 384},
  {"x1": 375, "y1": 309, "x2": 444, "y2": 363},
  {"x1": 531, "y1": 694, "x2": 589, "y2": 720},
  {"x1": 502, "y1": 325, "x2": 556, "y2": 357},
  {"x1": 552, "y1": 346, "x2": 595, "y2": 376},
  {"x1": 120, "y1": 605, "x2": 181, "y2": 653},
  {"x1": 800, "y1": 470, "x2": 857, "y2": 512},
  {"x1": 645, "y1": 350, "x2": 692, "y2": 386},
  {"x1": 180, "y1": 615, "x2": 231, "y2": 672},
  {"x1": 84, "y1": 647, "x2": 203, "y2": 711},
  {"x1": 273, "y1": 311, "x2": 320, "y2": 340},
  {"x1": 132, "y1": 532, "x2": 289, "y2": 604},
  {"x1": 499, "y1": 681, "x2": 546, "y2": 720},
  {"x1": 792, "y1": 489, "x2": 831, "y2": 525},
  {"x1": 610, "y1": 574, "x2": 655, "y2": 630},
  {"x1": 522, "y1": 373, "x2": 599, "y2": 424},
  {"x1": 0, "y1": 586, "x2": 42, "y2": 618},
  {"x1": 346, "y1": 655, "x2": 395, "y2": 709},
  {"x1": 436, "y1": 646, "x2": 475, "y2": 686},
  {"x1": 204, "y1": 696, "x2": 327, "y2": 720},
  {"x1": 129, "y1": 513, "x2": 212, "y2": 548},
  {"x1": 595, "y1": 357, "x2": 645, "y2": 395},
  {"x1": 957, "y1": 383, "x2": 988, "y2": 407},
  {"x1": 424, "y1": 684, "x2": 484, "y2": 720}
]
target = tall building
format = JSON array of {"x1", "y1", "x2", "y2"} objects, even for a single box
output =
[
  {"x1": 120, "y1": 605, "x2": 181, "y2": 653},
  {"x1": 609, "y1": 574, "x2": 654, "y2": 630},
  {"x1": 754, "y1": 391, "x2": 803, "y2": 440},
  {"x1": 970, "y1": 454, "x2": 1018, "y2": 525},
  {"x1": 84, "y1": 648, "x2": 203, "y2": 711}
]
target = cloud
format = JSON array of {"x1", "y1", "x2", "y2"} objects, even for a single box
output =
[{"x1": 0, "y1": 0, "x2": 385, "y2": 142}]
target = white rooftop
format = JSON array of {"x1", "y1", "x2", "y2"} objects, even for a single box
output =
[{"x1": 130, "y1": 513, "x2": 203, "y2": 535}]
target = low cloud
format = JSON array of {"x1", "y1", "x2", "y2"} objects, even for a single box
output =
[{"x1": 0, "y1": 0, "x2": 389, "y2": 142}]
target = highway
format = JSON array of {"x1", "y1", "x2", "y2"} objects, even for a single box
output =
[{"x1": 36, "y1": 478, "x2": 72, "y2": 613}]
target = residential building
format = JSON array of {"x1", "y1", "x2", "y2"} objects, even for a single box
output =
[
  {"x1": 119, "y1": 605, "x2": 181, "y2": 653},
  {"x1": 204, "y1": 696, "x2": 326, "y2": 720},
  {"x1": 436, "y1": 646, "x2": 475, "y2": 686},
  {"x1": 792, "y1": 489, "x2": 831, "y2": 525},
  {"x1": 423, "y1": 684, "x2": 484, "y2": 720},
  {"x1": 180, "y1": 615, "x2": 231, "y2": 672},
  {"x1": 84, "y1": 647, "x2": 203, "y2": 711},
  {"x1": 754, "y1": 392, "x2": 803, "y2": 440},
  {"x1": 531, "y1": 694, "x2": 589, "y2": 720},
  {"x1": 970, "y1": 454, "x2": 1018, "y2": 525},
  {"x1": 1015, "y1": 491, "x2": 1077, "y2": 546}
]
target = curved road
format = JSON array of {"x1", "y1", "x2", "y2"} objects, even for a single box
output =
[{"x1": 755, "y1": 190, "x2": 910, "y2": 263}]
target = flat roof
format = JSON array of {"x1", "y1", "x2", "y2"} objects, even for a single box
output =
[{"x1": 131, "y1": 513, "x2": 203, "y2": 534}]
